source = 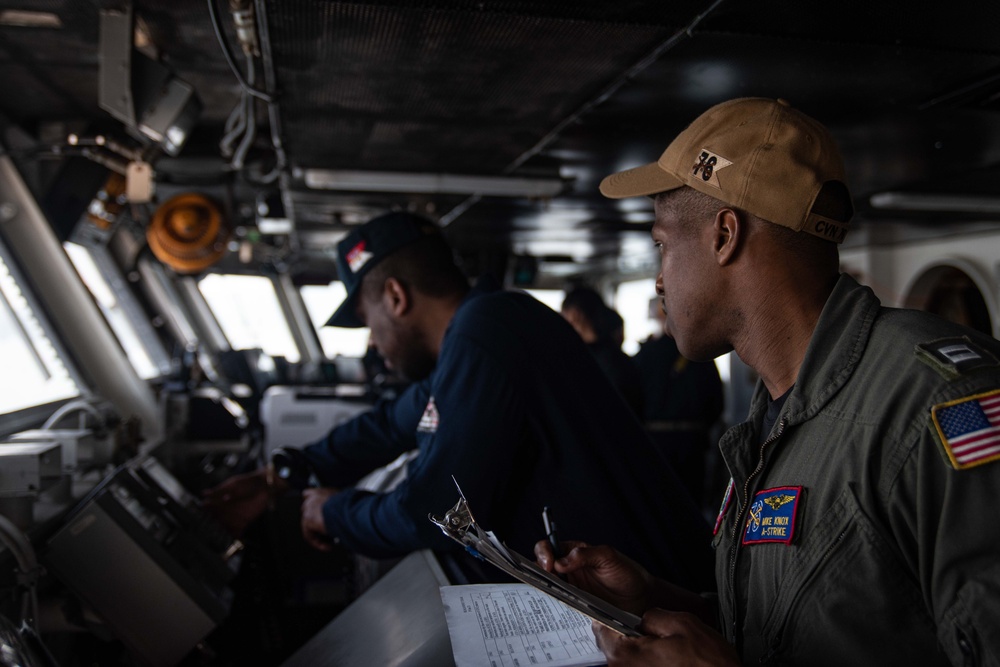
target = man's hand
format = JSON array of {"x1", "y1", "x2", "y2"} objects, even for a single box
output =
[
  {"x1": 535, "y1": 539, "x2": 719, "y2": 626},
  {"x1": 301, "y1": 487, "x2": 339, "y2": 551},
  {"x1": 202, "y1": 469, "x2": 275, "y2": 536},
  {"x1": 593, "y1": 609, "x2": 740, "y2": 666},
  {"x1": 534, "y1": 540, "x2": 654, "y2": 616}
]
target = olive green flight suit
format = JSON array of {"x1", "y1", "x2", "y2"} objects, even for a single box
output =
[{"x1": 712, "y1": 274, "x2": 1000, "y2": 666}]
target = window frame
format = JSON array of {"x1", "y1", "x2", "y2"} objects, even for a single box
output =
[
  {"x1": 0, "y1": 234, "x2": 87, "y2": 426},
  {"x1": 64, "y1": 239, "x2": 172, "y2": 379}
]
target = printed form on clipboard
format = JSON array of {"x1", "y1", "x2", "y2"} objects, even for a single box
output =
[{"x1": 428, "y1": 479, "x2": 643, "y2": 667}]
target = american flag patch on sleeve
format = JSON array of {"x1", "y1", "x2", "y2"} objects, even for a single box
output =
[{"x1": 931, "y1": 390, "x2": 1000, "y2": 469}]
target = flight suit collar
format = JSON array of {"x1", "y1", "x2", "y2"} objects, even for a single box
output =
[
  {"x1": 719, "y1": 273, "x2": 881, "y2": 480},
  {"x1": 752, "y1": 272, "x2": 881, "y2": 428}
]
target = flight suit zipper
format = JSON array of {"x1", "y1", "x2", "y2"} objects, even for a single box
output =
[
  {"x1": 957, "y1": 628, "x2": 978, "y2": 667},
  {"x1": 727, "y1": 417, "x2": 787, "y2": 647}
]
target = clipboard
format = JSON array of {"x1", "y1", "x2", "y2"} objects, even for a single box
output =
[{"x1": 428, "y1": 480, "x2": 643, "y2": 637}]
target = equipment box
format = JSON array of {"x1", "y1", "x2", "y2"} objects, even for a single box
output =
[{"x1": 260, "y1": 386, "x2": 373, "y2": 456}]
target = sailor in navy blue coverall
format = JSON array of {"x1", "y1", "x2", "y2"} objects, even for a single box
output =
[
  {"x1": 207, "y1": 212, "x2": 713, "y2": 590},
  {"x1": 303, "y1": 277, "x2": 713, "y2": 584}
]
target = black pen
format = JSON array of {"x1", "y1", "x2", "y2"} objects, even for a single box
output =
[{"x1": 542, "y1": 505, "x2": 561, "y2": 559}]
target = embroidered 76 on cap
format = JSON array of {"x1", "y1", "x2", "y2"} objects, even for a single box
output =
[
  {"x1": 325, "y1": 211, "x2": 444, "y2": 328},
  {"x1": 599, "y1": 97, "x2": 854, "y2": 243}
]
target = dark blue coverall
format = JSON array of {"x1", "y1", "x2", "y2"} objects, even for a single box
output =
[{"x1": 300, "y1": 280, "x2": 714, "y2": 589}]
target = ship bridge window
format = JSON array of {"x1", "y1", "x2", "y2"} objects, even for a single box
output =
[
  {"x1": 525, "y1": 282, "x2": 659, "y2": 356},
  {"x1": 299, "y1": 283, "x2": 370, "y2": 358},
  {"x1": 615, "y1": 279, "x2": 659, "y2": 356},
  {"x1": 199, "y1": 274, "x2": 302, "y2": 362},
  {"x1": 615, "y1": 277, "x2": 732, "y2": 382},
  {"x1": 0, "y1": 250, "x2": 79, "y2": 413},
  {"x1": 64, "y1": 243, "x2": 163, "y2": 380},
  {"x1": 523, "y1": 289, "x2": 565, "y2": 313}
]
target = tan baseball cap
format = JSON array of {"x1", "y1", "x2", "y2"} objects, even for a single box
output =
[{"x1": 599, "y1": 97, "x2": 853, "y2": 243}]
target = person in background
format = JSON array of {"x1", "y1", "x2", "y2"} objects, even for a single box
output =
[
  {"x1": 605, "y1": 306, "x2": 626, "y2": 349},
  {"x1": 560, "y1": 285, "x2": 644, "y2": 417},
  {"x1": 536, "y1": 97, "x2": 1000, "y2": 665},
  {"x1": 205, "y1": 211, "x2": 714, "y2": 590},
  {"x1": 633, "y1": 297, "x2": 724, "y2": 514}
]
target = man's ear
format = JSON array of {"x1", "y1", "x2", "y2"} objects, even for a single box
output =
[
  {"x1": 383, "y1": 277, "x2": 412, "y2": 317},
  {"x1": 714, "y1": 208, "x2": 743, "y2": 266}
]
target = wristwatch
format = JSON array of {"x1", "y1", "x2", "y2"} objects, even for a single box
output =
[{"x1": 269, "y1": 446, "x2": 314, "y2": 491}]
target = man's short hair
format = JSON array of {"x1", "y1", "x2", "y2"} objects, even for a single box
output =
[
  {"x1": 361, "y1": 235, "x2": 468, "y2": 303},
  {"x1": 657, "y1": 186, "x2": 840, "y2": 269}
]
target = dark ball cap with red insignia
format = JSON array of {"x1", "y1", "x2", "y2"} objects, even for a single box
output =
[{"x1": 325, "y1": 211, "x2": 444, "y2": 328}]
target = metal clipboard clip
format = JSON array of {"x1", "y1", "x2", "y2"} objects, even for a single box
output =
[{"x1": 428, "y1": 478, "x2": 643, "y2": 637}]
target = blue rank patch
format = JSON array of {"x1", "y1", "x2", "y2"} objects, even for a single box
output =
[{"x1": 742, "y1": 486, "x2": 802, "y2": 546}]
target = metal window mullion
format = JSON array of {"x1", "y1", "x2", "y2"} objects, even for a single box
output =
[
  {"x1": 272, "y1": 272, "x2": 322, "y2": 364},
  {"x1": 136, "y1": 257, "x2": 202, "y2": 350},
  {"x1": 87, "y1": 243, "x2": 173, "y2": 377},
  {"x1": 177, "y1": 275, "x2": 231, "y2": 354}
]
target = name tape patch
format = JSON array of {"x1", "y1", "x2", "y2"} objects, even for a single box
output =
[{"x1": 742, "y1": 486, "x2": 802, "y2": 546}]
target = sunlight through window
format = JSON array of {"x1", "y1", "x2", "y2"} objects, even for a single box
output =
[
  {"x1": 299, "y1": 283, "x2": 370, "y2": 358},
  {"x1": 199, "y1": 274, "x2": 301, "y2": 362},
  {"x1": 0, "y1": 253, "x2": 79, "y2": 413}
]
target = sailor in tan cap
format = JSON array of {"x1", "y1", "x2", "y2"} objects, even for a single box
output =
[{"x1": 536, "y1": 98, "x2": 1000, "y2": 666}]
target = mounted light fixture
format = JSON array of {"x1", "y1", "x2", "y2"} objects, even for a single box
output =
[
  {"x1": 302, "y1": 169, "x2": 566, "y2": 198},
  {"x1": 869, "y1": 192, "x2": 1000, "y2": 214},
  {"x1": 98, "y1": 4, "x2": 201, "y2": 156},
  {"x1": 147, "y1": 194, "x2": 228, "y2": 273},
  {"x1": 0, "y1": 9, "x2": 62, "y2": 27}
]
